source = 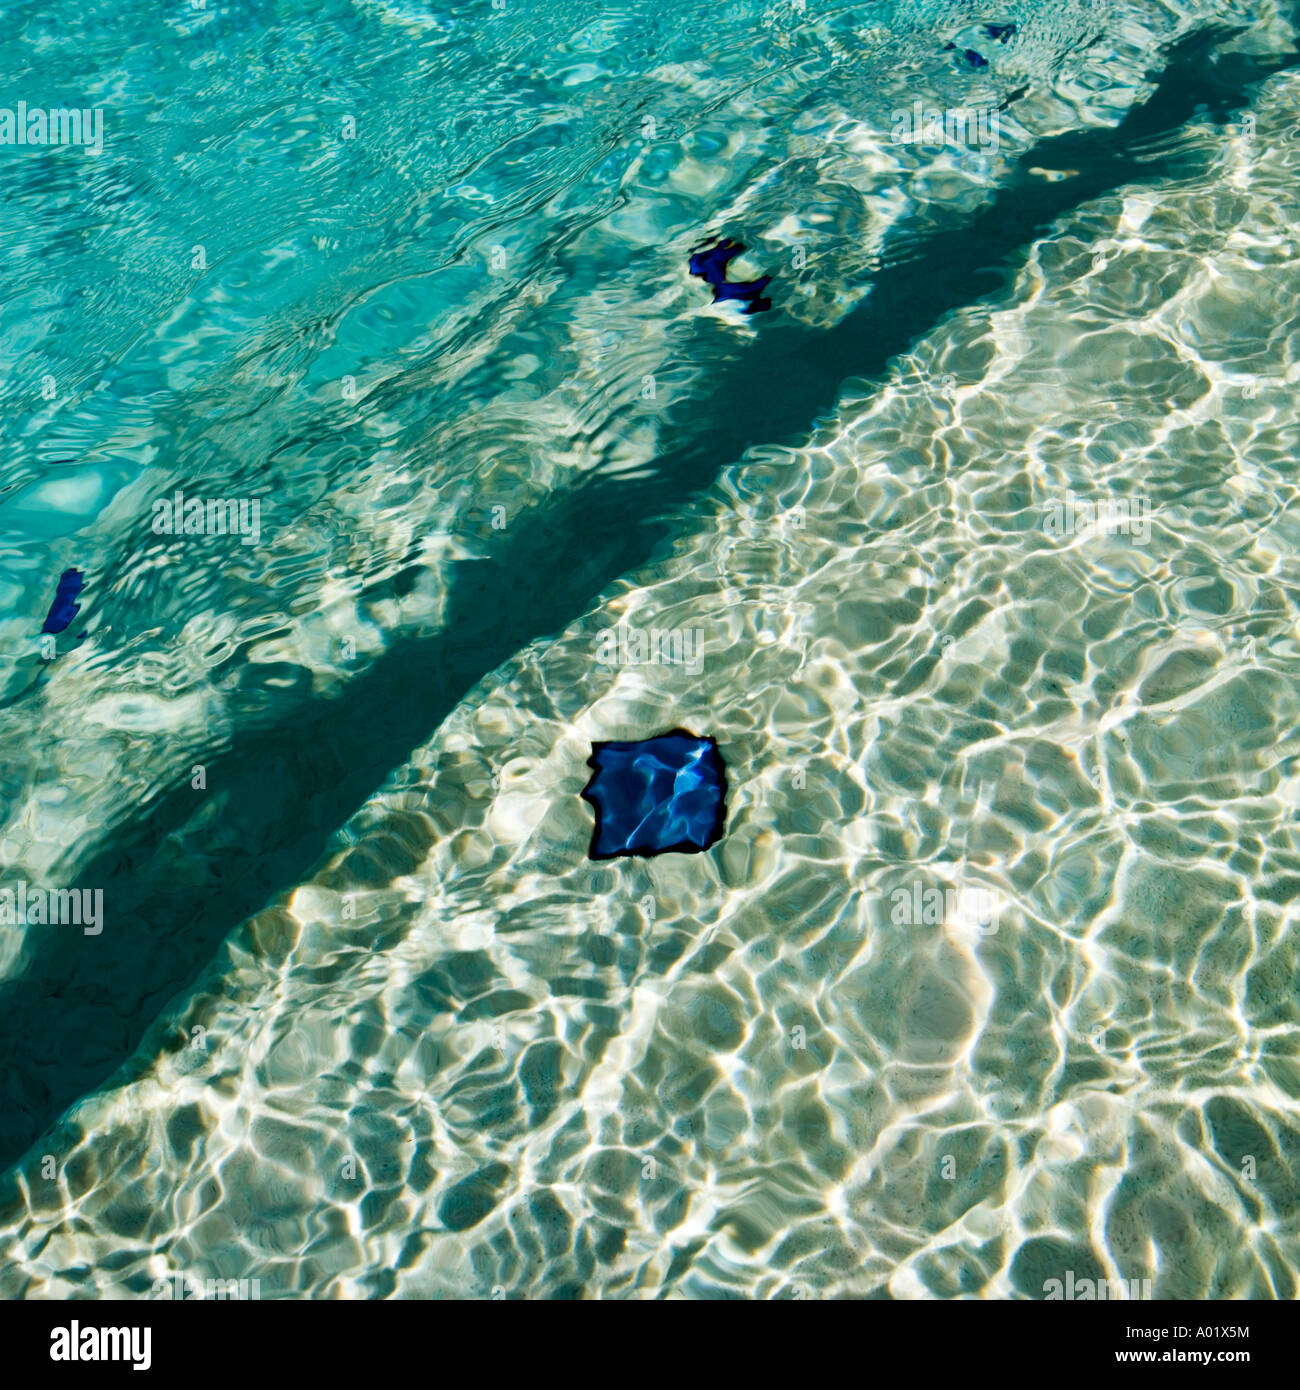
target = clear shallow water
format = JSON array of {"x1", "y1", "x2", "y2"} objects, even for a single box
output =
[{"x1": 2, "y1": 0, "x2": 1300, "y2": 1298}]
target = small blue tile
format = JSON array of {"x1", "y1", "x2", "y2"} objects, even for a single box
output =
[
  {"x1": 41, "y1": 568, "x2": 85, "y2": 634},
  {"x1": 581, "y1": 730, "x2": 727, "y2": 860},
  {"x1": 689, "y1": 238, "x2": 772, "y2": 315}
]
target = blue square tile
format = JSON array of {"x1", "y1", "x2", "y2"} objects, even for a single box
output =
[
  {"x1": 41, "y1": 568, "x2": 85, "y2": 634},
  {"x1": 581, "y1": 730, "x2": 727, "y2": 860}
]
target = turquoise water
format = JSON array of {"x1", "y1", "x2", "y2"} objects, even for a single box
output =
[{"x1": 2, "y1": 0, "x2": 1300, "y2": 1298}]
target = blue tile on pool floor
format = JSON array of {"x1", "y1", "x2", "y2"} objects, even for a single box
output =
[{"x1": 581, "y1": 730, "x2": 727, "y2": 860}]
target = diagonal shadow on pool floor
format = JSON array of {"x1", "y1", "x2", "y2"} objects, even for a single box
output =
[{"x1": 0, "y1": 21, "x2": 1293, "y2": 1174}]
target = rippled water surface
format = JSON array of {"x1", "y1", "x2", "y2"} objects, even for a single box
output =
[{"x1": 2, "y1": 0, "x2": 1300, "y2": 1299}]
